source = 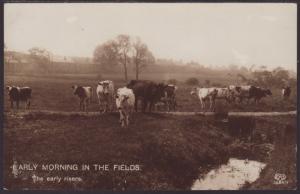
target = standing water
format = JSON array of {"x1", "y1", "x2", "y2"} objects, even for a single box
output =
[{"x1": 191, "y1": 158, "x2": 266, "y2": 190}]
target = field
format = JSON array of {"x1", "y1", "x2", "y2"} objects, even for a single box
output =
[
  {"x1": 3, "y1": 74, "x2": 297, "y2": 112},
  {"x1": 3, "y1": 73, "x2": 297, "y2": 190}
]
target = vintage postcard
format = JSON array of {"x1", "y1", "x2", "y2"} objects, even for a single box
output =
[{"x1": 3, "y1": 2, "x2": 297, "y2": 190}]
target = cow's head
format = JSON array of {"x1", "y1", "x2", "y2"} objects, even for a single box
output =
[
  {"x1": 235, "y1": 86, "x2": 242, "y2": 93},
  {"x1": 6, "y1": 86, "x2": 12, "y2": 91},
  {"x1": 71, "y1": 85, "x2": 78, "y2": 94},
  {"x1": 6, "y1": 86, "x2": 19, "y2": 98},
  {"x1": 155, "y1": 83, "x2": 168, "y2": 100},
  {"x1": 116, "y1": 94, "x2": 130, "y2": 110},
  {"x1": 98, "y1": 81, "x2": 110, "y2": 95},
  {"x1": 190, "y1": 87, "x2": 198, "y2": 96}
]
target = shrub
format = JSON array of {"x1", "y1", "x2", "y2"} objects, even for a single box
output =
[{"x1": 185, "y1": 77, "x2": 199, "y2": 86}]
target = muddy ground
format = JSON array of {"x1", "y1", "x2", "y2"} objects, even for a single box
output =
[{"x1": 3, "y1": 111, "x2": 297, "y2": 190}]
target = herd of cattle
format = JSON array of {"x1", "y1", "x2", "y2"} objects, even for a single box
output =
[{"x1": 6, "y1": 81, "x2": 292, "y2": 127}]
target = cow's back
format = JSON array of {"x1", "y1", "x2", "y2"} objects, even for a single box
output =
[
  {"x1": 75, "y1": 87, "x2": 87, "y2": 98},
  {"x1": 127, "y1": 80, "x2": 154, "y2": 98},
  {"x1": 19, "y1": 87, "x2": 32, "y2": 101}
]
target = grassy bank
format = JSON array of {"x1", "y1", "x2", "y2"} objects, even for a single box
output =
[
  {"x1": 4, "y1": 111, "x2": 297, "y2": 190},
  {"x1": 4, "y1": 112, "x2": 232, "y2": 190}
]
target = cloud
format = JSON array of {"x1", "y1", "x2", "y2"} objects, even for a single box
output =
[{"x1": 66, "y1": 16, "x2": 78, "y2": 23}]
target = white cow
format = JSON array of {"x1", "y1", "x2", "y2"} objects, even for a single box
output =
[
  {"x1": 96, "y1": 80, "x2": 115, "y2": 113},
  {"x1": 190, "y1": 87, "x2": 218, "y2": 111},
  {"x1": 115, "y1": 87, "x2": 135, "y2": 128}
]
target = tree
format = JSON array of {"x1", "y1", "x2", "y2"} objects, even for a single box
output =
[
  {"x1": 205, "y1": 79, "x2": 210, "y2": 86},
  {"x1": 28, "y1": 47, "x2": 51, "y2": 73},
  {"x1": 93, "y1": 40, "x2": 119, "y2": 71},
  {"x1": 186, "y1": 77, "x2": 199, "y2": 86},
  {"x1": 116, "y1": 34, "x2": 131, "y2": 82},
  {"x1": 132, "y1": 37, "x2": 155, "y2": 80}
]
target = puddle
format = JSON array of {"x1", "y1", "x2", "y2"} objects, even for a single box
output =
[{"x1": 191, "y1": 158, "x2": 266, "y2": 190}]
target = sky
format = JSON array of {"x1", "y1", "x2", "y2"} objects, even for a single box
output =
[{"x1": 4, "y1": 3, "x2": 297, "y2": 71}]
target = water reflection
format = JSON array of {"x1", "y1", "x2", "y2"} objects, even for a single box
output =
[{"x1": 191, "y1": 158, "x2": 266, "y2": 190}]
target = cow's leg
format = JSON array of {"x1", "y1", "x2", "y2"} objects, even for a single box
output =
[
  {"x1": 10, "y1": 100, "x2": 13, "y2": 109},
  {"x1": 149, "y1": 101, "x2": 154, "y2": 112},
  {"x1": 108, "y1": 97, "x2": 112, "y2": 112},
  {"x1": 85, "y1": 99, "x2": 88, "y2": 112},
  {"x1": 79, "y1": 100, "x2": 83, "y2": 111},
  {"x1": 166, "y1": 100, "x2": 170, "y2": 112},
  {"x1": 27, "y1": 99, "x2": 31, "y2": 109},
  {"x1": 141, "y1": 100, "x2": 146, "y2": 113},
  {"x1": 239, "y1": 97, "x2": 243, "y2": 104},
  {"x1": 209, "y1": 98, "x2": 213, "y2": 111},
  {"x1": 126, "y1": 114, "x2": 129, "y2": 127},
  {"x1": 200, "y1": 98, "x2": 204, "y2": 112},
  {"x1": 173, "y1": 100, "x2": 177, "y2": 111},
  {"x1": 119, "y1": 110, "x2": 126, "y2": 128},
  {"x1": 134, "y1": 99, "x2": 138, "y2": 112},
  {"x1": 16, "y1": 101, "x2": 19, "y2": 109},
  {"x1": 101, "y1": 101, "x2": 106, "y2": 113},
  {"x1": 129, "y1": 108, "x2": 133, "y2": 123}
]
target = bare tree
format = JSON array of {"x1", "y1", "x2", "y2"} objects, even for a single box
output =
[
  {"x1": 132, "y1": 37, "x2": 155, "y2": 80},
  {"x1": 116, "y1": 34, "x2": 131, "y2": 82}
]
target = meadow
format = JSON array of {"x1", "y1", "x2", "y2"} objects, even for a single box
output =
[
  {"x1": 3, "y1": 73, "x2": 297, "y2": 113},
  {"x1": 3, "y1": 73, "x2": 297, "y2": 190}
]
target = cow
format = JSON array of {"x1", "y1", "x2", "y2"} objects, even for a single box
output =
[
  {"x1": 190, "y1": 87, "x2": 218, "y2": 111},
  {"x1": 248, "y1": 86, "x2": 272, "y2": 104},
  {"x1": 127, "y1": 80, "x2": 167, "y2": 112},
  {"x1": 71, "y1": 85, "x2": 92, "y2": 111},
  {"x1": 115, "y1": 87, "x2": 135, "y2": 128},
  {"x1": 96, "y1": 80, "x2": 115, "y2": 113},
  {"x1": 214, "y1": 87, "x2": 235, "y2": 103},
  {"x1": 156, "y1": 84, "x2": 178, "y2": 112},
  {"x1": 227, "y1": 85, "x2": 242, "y2": 103},
  {"x1": 282, "y1": 86, "x2": 291, "y2": 100},
  {"x1": 6, "y1": 86, "x2": 32, "y2": 110},
  {"x1": 233, "y1": 85, "x2": 252, "y2": 103}
]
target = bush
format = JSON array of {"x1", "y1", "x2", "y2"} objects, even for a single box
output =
[
  {"x1": 185, "y1": 77, "x2": 199, "y2": 86},
  {"x1": 167, "y1": 79, "x2": 178, "y2": 85}
]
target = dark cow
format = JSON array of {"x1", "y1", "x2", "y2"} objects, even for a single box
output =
[
  {"x1": 248, "y1": 86, "x2": 272, "y2": 103},
  {"x1": 6, "y1": 86, "x2": 32, "y2": 109},
  {"x1": 126, "y1": 80, "x2": 167, "y2": 112},
  {"x1": 72, "y1": 85, "x2": 92, "y2": 111},
  {"x1": 282, "y1": 86, "x2": 291, "y2": 100},
  {"x1": 158, "y1": 84, "x2": 178, "y2": 112}
]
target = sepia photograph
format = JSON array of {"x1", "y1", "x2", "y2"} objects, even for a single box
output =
[{"x1": 3, "y1": 2, "x2": 297, "y2": 190}]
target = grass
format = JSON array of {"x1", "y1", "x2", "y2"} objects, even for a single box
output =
[
  {"x1": 4, "y1": 113, "x2": 232, "y2": 190},
  {"x1": 3, "y1": 73, "x2": 297, "y2": 190},
  {"x1": 4, "y1": 112, "x2": 297, "y2": 190},
  {"x1": 3, "y1": 74, "x2": 297, "y2": 112}
]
